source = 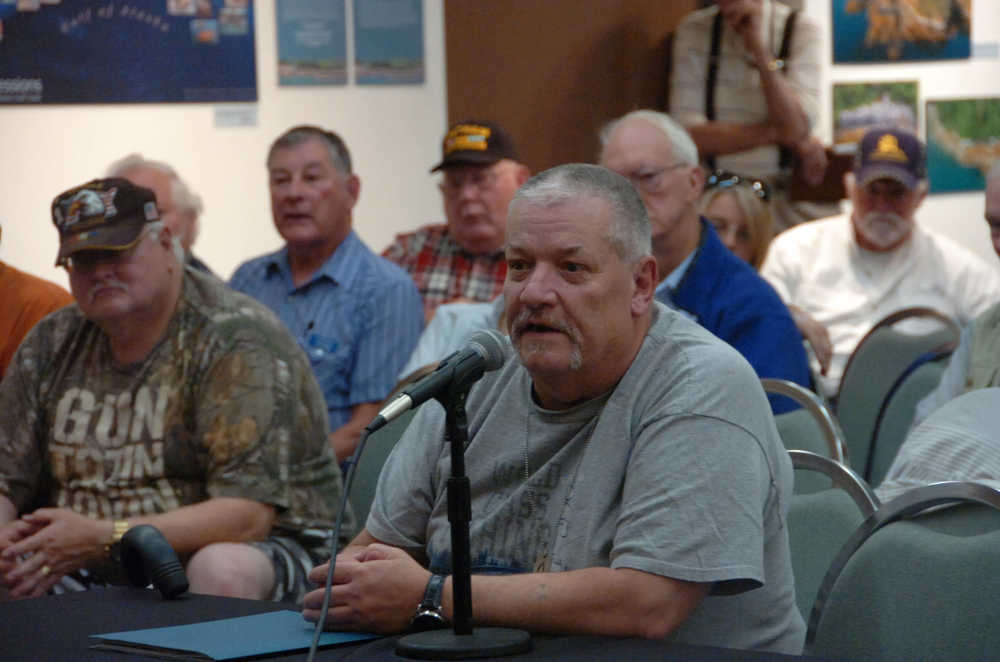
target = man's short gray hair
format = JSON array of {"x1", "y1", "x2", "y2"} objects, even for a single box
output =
[
  {"x1": 267, "y1": 125, "x2": 353, "y2": 175},
  {"x1": 510, "y1": 163, "x2": 652, "y2": 263},
  {"x1": 598, "y1": 110, "x2": 699, "y2": 166},
  {"x1": 106, "y1": 154, "x2": 204, "y2": 220}
]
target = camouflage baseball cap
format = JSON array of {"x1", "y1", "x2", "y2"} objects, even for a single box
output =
[{"x1": 51, "y1": 178, "x2": 160, "y2": 266}]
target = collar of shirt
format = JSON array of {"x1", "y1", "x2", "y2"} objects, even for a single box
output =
[
  {"x1": 263, "y1": 230, "x2": 364, "y2": 293},
  {"x1": 654, "y1": 248, "x2": 697, "y2": 306}
]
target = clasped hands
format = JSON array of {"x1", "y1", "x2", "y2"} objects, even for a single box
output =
[
  {"x1": 0, "y1": 507, "x2": 108, "y2": 600},
  {"x1": 302, "y1": 543, "x2": 435, "y2": 634}
]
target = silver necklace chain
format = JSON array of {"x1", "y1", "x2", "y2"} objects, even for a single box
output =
[{"x1": 522, "y1": 412, "x2": 595, "y2": 573}]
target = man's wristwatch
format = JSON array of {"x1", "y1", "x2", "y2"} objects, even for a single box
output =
[{"x1": 411, "y1": 574, "x2": 448, "y2": 631}]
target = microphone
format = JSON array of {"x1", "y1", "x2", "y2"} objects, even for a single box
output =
[
  {"x1": 367, "y1": 329, "x2": 507, "y2": 434},
  {"x1": 306, "y1": 329, "x2": 506, "y2": 661},
  {"x1": 120, "y1": 524, "x2": 189, "y2": 599}
]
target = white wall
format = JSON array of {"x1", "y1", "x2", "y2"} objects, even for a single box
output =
[
  {"x1": 0, "y1": 0, "x2": 447, "y2": 288},
  {"x1": 799, "y1": 0, "x2": 1000, "y2": 267}
]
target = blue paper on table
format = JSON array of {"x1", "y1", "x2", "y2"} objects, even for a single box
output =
[{"x1": 90, "y1": 610, "x2": 378, "y2": 660}]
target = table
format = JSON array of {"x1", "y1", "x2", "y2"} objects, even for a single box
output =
[{"x1": 0, "y1": 587, "x2": 828, "y2": 661}]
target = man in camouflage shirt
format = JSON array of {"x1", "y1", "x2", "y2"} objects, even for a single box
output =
[{"x1": 0, "y1": 178, "x2": 350, "y2": 603}]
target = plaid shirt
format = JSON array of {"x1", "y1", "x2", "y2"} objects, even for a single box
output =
[{"x1": 382, "y1": 224, "x2": 506, "y2": 317}]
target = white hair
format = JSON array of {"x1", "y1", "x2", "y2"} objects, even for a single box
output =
[
  {"x1": 106, "y1": 154, "x2": 204, "y2": 240},
  {"x1": 599, "y1": 109, "x2": 699, "y2": 166},
  {"x1": 511, "y1": 163, "x2": 652, "y2": 263},
  {"x1": 144, "y1": 221, "x2": 185, "y2": 264}
]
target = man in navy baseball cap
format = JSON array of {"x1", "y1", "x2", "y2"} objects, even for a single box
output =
[{"x1": 761, "y1": 126, "x2": 1000, "y2": 398}]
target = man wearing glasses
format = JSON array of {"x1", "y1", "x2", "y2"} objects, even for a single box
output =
[
  {"x1": 0, "y1": 178, "x2": 348, "y2": 604},
  {"x1": 383, "y1": 120, "x2": 530, "y2": 322},
  {"x1": 599, "y1": 110, "x2": 810, "y2": 412}
]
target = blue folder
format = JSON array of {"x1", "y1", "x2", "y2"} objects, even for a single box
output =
[{"x1": 90, "y1": 610, "x2": 378, "y2": 660}]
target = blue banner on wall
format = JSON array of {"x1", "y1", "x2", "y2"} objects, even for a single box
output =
[
  {"x1": 0, "y1": 1, "x2": 257, "y2": 104},
  {"x1": 354, "y1": 0, "x2": 423, "y2": 85},
  {"x1": 276, "y1": 0, "x2": 347, "y2": 86}
]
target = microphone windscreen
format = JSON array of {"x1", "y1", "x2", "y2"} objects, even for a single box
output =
[
  {"x1": 120, "y1": 524, "x2": 189, "y2": 600},
  {"x1": 465, "y1": 329, "x2": 507, "y2": 372}
]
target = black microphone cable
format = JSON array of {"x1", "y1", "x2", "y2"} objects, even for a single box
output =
[
  {"x1": 305, "y1": 329, "x2": 505, "y2": 660},
  {"x1": 305, "y1": 425, "x2": 370, "y2": 662}
]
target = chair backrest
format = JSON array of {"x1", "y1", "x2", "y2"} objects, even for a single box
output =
[
  {"x1": 807, "y1": 482, "x2": 1000, "y2": 662},
  {"x1": 347, "y1": 409, "x2": 417, "y2": 526},
  {"x1": 789, "y1": 450, "x2": 879, "y2": 510},
  {"x1": 866, "y1": 348, "x2": 952, "y2": 485},
  {"x1": 835, "y1": 307, "x2": 960, "y2": 478},
  {"x1": 787, "y1": 450, "x2": 878, "y2": 621},
  {"x1": 763, "y1": 379, "x2": 847, "y2": 467}
]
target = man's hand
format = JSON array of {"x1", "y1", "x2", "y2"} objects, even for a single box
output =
[
  {"x1": 794, "y1": 136, "x2": 829, "y2": 187},
  {"x1": 0, "y1": 508, "x2": 107, "y2": 599},
  {"x1": 302, "y1": 543, "x2": 429, "y2": 634},
  {"x1": 790, "y1": 306, "x2": 832, "y2": 375},
  {"x1": 721, "y1": 0, "x2": 766, "y2": 59},
  {"x1": 0, "y1": 518, "x2": 41, "y2": 600}
]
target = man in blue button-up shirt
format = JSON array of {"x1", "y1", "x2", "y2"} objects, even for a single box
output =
[{"x1": 231, "y1": 126, "x2": 423, "y2": 463}]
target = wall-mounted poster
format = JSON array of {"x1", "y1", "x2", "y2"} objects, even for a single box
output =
[
  {"x1": 0, "y1": 1, "x2": 257, "y2": 104},
  {"x1": 354, "y1": 0, "x2": 423, "y2": 85},
  {"x1": 276, "y1": 0, "x2": 347, "y2": 85},
  {"x1": 926, "y1": 98, "x2": 1000, "y2": 194},
  {"x1": 833, "y1": 0, "x2": 971, "y2": 63},
  {"x1": 833, "y1": 81, "x2": 919, "y2": 146}
]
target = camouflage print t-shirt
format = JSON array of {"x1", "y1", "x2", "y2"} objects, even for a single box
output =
[{"x1": 0, "y1": 268, "x2": 351, "y2": 549}]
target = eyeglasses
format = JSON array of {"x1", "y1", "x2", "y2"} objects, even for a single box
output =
[
  {"x1": 705, "y1": 170, "x2": 770, "y2": 201},
  {"x1": 622, "y1": 163, "x2": 688, "y2": 195},
  {"x1": 439, "y1": 167, "x2": 502, "y2": 198}
]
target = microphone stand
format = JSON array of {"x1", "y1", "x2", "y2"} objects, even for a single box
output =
[{"x1": 396, "y1": 380, "x2": 532, "y2": 659}]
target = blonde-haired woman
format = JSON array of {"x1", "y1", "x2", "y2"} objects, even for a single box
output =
[{"x1": 700, "y1": 171, "x2": 774, "y2": 270}]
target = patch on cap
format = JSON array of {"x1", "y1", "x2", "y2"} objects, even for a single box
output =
[
  {"x1": 444, "y1": 124, "x2": 492, "y2": 154},
  {"x1": 870, "y1": 133, "x2": 909, "y2": 164},
  {"x1": 430, "y1": 119, "x2": 519, "y2": 172},
  {"x1": 55, "y1": 188, "x2": 119, "y2": 228}
]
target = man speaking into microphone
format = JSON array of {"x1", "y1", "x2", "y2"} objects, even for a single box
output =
[{"x1": 303, "y1": 164, "x2": 804, "y2": 653}]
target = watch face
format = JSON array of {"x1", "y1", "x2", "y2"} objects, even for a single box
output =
[{"x1": 411, "y1": 609, "x2": 447, "y2": 632}]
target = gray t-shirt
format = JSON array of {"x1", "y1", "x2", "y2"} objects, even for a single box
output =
[{"x1": 368, "y1": 303, "x2": 805, "y2": 653}]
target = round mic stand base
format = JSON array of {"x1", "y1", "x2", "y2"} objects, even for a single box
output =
[{"x1": 396, "y1": 627, "x2": 532, "y2": 660}]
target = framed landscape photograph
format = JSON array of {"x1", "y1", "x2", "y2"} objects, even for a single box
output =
[
  {"x1": 925, "y1": 97, "x2": 1000, "y2": 194},
  {"x1": 833, "y1": 81, "x2": 919, "y2": 146}
]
